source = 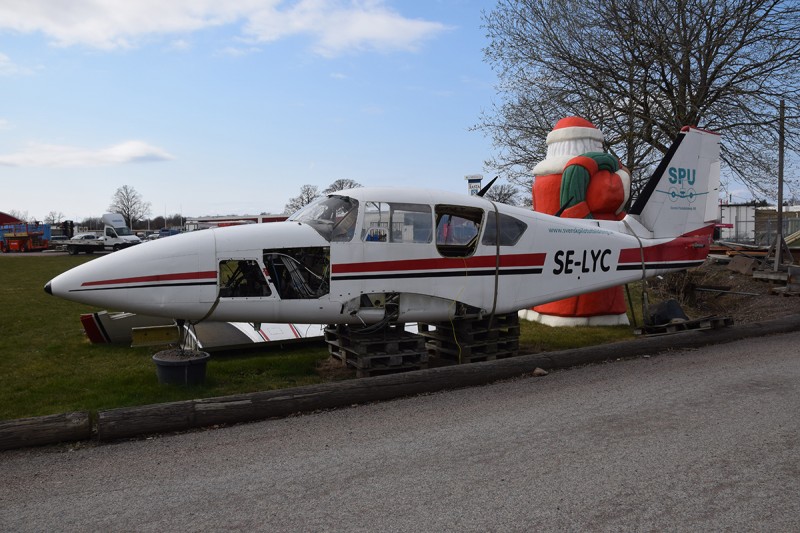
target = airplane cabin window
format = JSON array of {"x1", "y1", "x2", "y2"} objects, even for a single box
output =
[
  {"x1": 218, "y1": 259, "x2": 272, "y2": 298},
  {"x1": 435, "y1": 205, "x2": 483, "y2": 257},
  {"x1": 481, "y1": 212, "x2": 528, "y2": 246},
  {"x1": 362, "y1": 202, "x2": 390, "y2": 241},
  {"x1": 362, "y1": 202, "x2": 432, "y2": 243}
]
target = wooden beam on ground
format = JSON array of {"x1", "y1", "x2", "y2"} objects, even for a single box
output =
[{"x1": 0, "y1": 412, "x2": 91, "y2": 451}]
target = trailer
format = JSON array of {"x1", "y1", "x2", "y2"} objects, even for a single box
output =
[
  {"x1": 0, "y1": 222, "x2": 51, "y2": 253},
  {"x1": 64, "y1": 234, "x2": 106, "y2": 255}
]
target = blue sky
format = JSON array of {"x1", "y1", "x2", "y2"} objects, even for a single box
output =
[{"x1": 0, "y1": 0, "x2": 499, "y2": 222}]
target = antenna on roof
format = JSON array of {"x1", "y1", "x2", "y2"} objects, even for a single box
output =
[{"x1": 476, "y1": 176, "x2": 498, "y2": 197}]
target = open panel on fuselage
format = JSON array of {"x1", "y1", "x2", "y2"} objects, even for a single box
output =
[{"x1": 263, "y1": 246, "x2": 330, "y2": 300}]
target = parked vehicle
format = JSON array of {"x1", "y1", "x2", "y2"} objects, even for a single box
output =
[
  {"x1": 0, "y1": 222, "x2": 51, "y2": 253},
  {"x1": 158, "y1": 227, "x2": 181, "y2": 238},
  {"x1": 64, "y1": 214, "x2": 141, "y2": 255}
]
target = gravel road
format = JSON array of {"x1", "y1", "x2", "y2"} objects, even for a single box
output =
[{"x1": 2, "y1": 332, "x2": 798, "y2": 532}]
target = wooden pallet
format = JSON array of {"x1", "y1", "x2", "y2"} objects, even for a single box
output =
[
  {"x1": 418, "y1": 323, "x2": 521, "y2": 344},
  {"x1": 634, "y1": 315, "x2": 734, "y2": 336},
  {"x1": 753, "y1": 270, "x2": 789, "y2": 284},
  {"x1": 418, "y1": 313, "x2": 519, "y2": 341},
  {"x1": 325, "y1": 326, "x2": 424, "y2": 356},
  {"x1": 769, "y1": 286, "x2": 800, "y2": 297},
  {"x1": 424, "y1": 337, "x2": 519, "y2": 364},
  {"x1": 419, "y1": 312, "x2": 521, "y2": 364},
  {"x1": 324, "y1": 324, "x2": 428, "y2": 377},
  {"x1": 349, "y1": 351, "x2": 428, "y2": 377}
]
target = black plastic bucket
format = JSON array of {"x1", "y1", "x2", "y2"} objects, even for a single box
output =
[{"x1": 152, "y1": 350, "x2": 210, "y2": 386}]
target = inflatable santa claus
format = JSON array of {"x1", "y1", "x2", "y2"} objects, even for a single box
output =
[{"x1": 521, "y1": 116, "x2": 631, "y2": 326}]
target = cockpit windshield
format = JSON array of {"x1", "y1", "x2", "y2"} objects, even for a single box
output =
[{"x1": 289, "y1": 195, "x2": 360, "y2": 242}]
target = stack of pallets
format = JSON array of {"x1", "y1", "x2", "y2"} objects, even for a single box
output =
[
  {"x1": 419, "y1": 313, "x2": 521, "y2": 364},
  {"x1": 324, "y1": 324, "x2": 428, "y2": 377}
]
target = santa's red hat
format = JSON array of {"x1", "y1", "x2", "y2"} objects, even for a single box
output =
[
  {"x1": 546, "y1": 116, "x2": 604, "y2": 144},
  {"x1": 533, "y1": 117, "x2": 605, "y2": 176}
]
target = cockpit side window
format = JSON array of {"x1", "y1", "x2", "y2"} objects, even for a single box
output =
[
  {"x1": 435, "y1": 205, "x2": 483, "y2": 257},
  {"x1": 289, "y1": 195, "x2": 359, "y2": 242},
  {"x1": 331, "y1": 205, "x2": 358, "y2": 242},
  {"x1": 481, "y1": 212, "x2": 528, "y2": 246},
  {"x1": 218, "y1": 259, "x2": 271, "y2": 298},
  {"x1": 362, "y1": 202, "x2": 432, "y2": 243}
]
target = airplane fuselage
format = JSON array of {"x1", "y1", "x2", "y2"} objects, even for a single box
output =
[{"x1": 46, "y1": 188, "x2": 712, "y2": 325}]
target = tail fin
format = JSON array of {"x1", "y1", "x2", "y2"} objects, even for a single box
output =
[{"x1": 628, "y1": 127, "x2": 720, "y2": 239}]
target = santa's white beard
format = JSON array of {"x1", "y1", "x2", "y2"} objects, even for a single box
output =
[{"x1": 532, "y1": 138, "x2": 603, "y2": 176}]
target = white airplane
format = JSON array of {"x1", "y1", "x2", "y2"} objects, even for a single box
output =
[{"x1": 45, "y1": 126, "x2": 720, "y2": 327}]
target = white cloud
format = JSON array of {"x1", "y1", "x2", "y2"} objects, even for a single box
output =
[
  {"x1": 0, "y1": 0, "x2": 448, "y2": 56},
  {"x1": 0, "y1": 141, "x2": 174, "y2": 167},
  {"x1": 244, "y1": 0, "x2": 449, "y2": 57},
  {"x1": 216, "y1": 45, "x2": 262, "y2": 57},
  {"x1": 169, "y1": 39, "x2": 192, "y2": 51},
  {"x1": 0, "y1": 1, "x2": 256, "y2": 49},
  {"x1": 0, "y1": 52, "x2": 36, "y2": 76}
]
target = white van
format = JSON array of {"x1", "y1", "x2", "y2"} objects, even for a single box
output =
[{"x1": 101, "y1": 213, "x2": 142, "y2": 251}]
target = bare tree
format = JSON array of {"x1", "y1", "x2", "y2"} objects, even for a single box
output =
[
  {"x1": 284, "y1": 184, "x2": 321, "y2": 214},
  {"x1": 483, "y1": 182, "x2": 522, "y2": 206},
  {"x1": 44, "y1": 211, "x2": 65, "y2": 225},
  {"x1": 477, "y1": 0, "x2": 800, "y2": 201},
  {"x1": 323, "y1": 179, "x2": 363, "y2": 193},
  {"x1": 8, "y1": 210, "x2": 29, "y2": 222},
  {"x1": 109, "y1": 185, "x2": 152, "y2": 228},
  {"x1": 79, "y1": 216, "x2": 102, "y2": 231},
  {"x1": 149, "y1": 216, "x2": 166, "y2": 230}
]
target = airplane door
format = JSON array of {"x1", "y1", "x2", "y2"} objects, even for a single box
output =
[{"x1": 327, "y1": 200, "x2": 439, "y2": 301}]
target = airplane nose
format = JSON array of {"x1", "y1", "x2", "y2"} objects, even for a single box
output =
[{"x1": 44, "y1": 281, "x2": 52, "y2": 295}]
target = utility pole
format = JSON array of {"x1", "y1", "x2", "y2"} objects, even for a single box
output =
[{"x1": 775, "y1": 100, "x2": 786, "y2": 272}]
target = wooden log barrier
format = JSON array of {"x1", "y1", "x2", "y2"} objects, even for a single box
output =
[
  {"x1": 97, "y1": 400, "x2": 195, "y2": 441},
  {"x1": 0, "y1": 411, "x2": 91, "y2": 451}
]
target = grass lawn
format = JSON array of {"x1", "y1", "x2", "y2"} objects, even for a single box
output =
[{"x1": 0, "y1": 253, "x2": 639, "y2": 421}]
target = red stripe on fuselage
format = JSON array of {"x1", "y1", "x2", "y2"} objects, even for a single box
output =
[
  {"x1": 80, "y1": 270, "x2": 217, "y2": 288},
  {"x1": 618, "y1": 226, "x2": 714, "y2": 264},
  {"x1": 332, "y1": 253, "x2": 546, "y2": 274}
]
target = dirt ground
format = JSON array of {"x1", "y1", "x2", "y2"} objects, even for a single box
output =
[{"x1": 645, "y1": 257, "x2": 800, "y2": 325}]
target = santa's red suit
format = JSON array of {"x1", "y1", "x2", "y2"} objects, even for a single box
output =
[{"x1": 522, "y1": 117, "x2": 631, "y2": 326}]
